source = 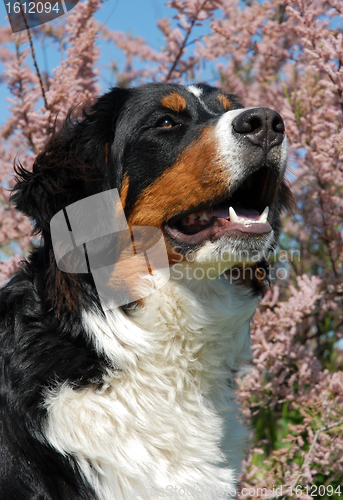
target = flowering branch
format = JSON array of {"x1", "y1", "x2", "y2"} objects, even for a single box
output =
[
  {"x1": 0, "y1": 0, "x2": 342, "y2": 489},
  {"x1": 19, "y1": 6, "x2": 49, "y2": 111},
  {"x1": 291, "y1": 419, "x2": 343, "y2": 488},
  {"x1": 164, "y1": 0, "x2": 210, "y2": 82}
]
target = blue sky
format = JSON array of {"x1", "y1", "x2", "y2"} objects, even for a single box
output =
[{"x1": 0, "y1": 0, "x2": 176, "y2": 125}]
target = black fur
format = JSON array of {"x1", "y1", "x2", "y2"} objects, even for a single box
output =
[{"x1": 0, "y1": 253, "x2": 102, "y2": 498}]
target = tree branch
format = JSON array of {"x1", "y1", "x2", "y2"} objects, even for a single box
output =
[
  {"x1": 19, "y1": 3, "x2": 49, "y2": 111},
  {"x1": 164, "y1": 0, "x2": 209, "y2": 82},
  {"x1": 291, "y1": 419, "x2": 343, "y2": 488}
]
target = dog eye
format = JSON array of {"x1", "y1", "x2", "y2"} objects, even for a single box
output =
[{"x1": 157, "y1": 117, "x2": 177, "y2": 129}]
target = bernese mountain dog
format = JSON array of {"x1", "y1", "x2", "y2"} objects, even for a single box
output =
[{"x1": 0, "y1": 83, "x2": 291, "y2": 499}]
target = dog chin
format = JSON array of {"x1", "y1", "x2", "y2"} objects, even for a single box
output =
[{"x1": 190, "y1": 231, "x2": 275, "y2": 268}]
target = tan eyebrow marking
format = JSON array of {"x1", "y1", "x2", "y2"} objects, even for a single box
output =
[
  {"x1": 160, "y1": 92, "x2": 187, "y2": 113},
  {"x1": 218, "y1": 94, "x2": 232, "y2": 111}
]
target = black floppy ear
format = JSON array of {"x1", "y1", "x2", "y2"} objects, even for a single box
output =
[{"x1": 11, "y1": 87, "x2": 131, "y2": 235}]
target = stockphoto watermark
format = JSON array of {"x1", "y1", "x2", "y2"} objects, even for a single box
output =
[
  {"x1": 133, "y1": 483, "x2": 340, "y2": 499},
  {"x1": 50, "y1": 189, "x2": 300, "y2": 310},
  {"x1": 170, "y1": 245, "x2": 300, "y2": 284},
  {"x1": 171, "y1": 260, "x2": 296, "y2": 284},
  {"x1": 4, "y1": 0, "x2": 79, "y2": 33},
  {"x1": 134, "y1": 484, "x2": 238, "y2": 499}
]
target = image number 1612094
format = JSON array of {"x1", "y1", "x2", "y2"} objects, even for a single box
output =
[{"x1": 4, "y1": 0, "x2": 80, "y2": 32}]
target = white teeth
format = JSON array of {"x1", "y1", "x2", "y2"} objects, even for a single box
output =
[
  {"x1": 199, "y1": 212, "x2": 210, "y2": 221},
  {"x1": 229, "y1": 206, "x2": 238, "y2": 222},
  {"x1": 259, "y1": 206, "x2": 269, "y2": 222}
]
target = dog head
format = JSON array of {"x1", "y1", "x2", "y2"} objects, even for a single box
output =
[{"x1": 12, "y1": 83, "x2": 292, "y2": 307}]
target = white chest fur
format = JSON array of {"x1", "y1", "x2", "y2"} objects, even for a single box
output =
[{"x1": 44, "y1": 275, "x2": 258, "y2": 500}]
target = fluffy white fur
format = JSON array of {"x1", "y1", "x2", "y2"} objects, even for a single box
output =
[{"x1": 44, "y1": 266, "x2": 259, "y2": 500}]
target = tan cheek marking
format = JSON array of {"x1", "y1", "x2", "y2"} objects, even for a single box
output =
[
  {"x1": 106, "y1": 173, "x2": 132, "y2": 282},
  {"x1": 108, "y1": 256, "x2": 148, "y2": 307},
  {"x1": 126, "y1": 125, "x2": 229, "y2": 263},
  {"x1": 160, "y1": 92, "x2": 187, "y2": 113},
  {"x1": 126, "y1": 126, "x2": 226, "y2": 228},
  {"x1": 218, "y1": 94, "x2": 232, "y2": 111},
  {"x1": 108, "y1": 176, "x2": 156, "y2": 300},
  {"x1": 106, "y1": 227, "x2": 151, "y2": 307},
  {"x1": 165, "y1": 242, "x2": 187, "y2": 264},
  {"x1": 120, "y1": 173, "x2": 130, "y2": 210}
]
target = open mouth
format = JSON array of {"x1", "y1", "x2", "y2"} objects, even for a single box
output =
[{"x1": 164, "y1": 166, "x2": 279, "y2": 245}]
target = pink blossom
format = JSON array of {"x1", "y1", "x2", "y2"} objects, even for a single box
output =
[{"x1": 0, "y1": 0, "x2": 342, "y2": 490}]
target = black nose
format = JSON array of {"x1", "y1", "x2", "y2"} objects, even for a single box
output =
[{"x1": 232, "y1": 107, "x2": 285, "y2": 153}]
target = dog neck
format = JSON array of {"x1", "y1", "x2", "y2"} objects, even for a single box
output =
[
  {"x1": 45, "y1": 273, "x2": 259, "y2": 499},
  {"x1": 84, "y1": 271, "x2": 259, "y2": 381}
]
